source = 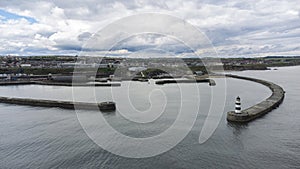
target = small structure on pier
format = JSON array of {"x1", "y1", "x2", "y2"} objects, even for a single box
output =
[
  {"x1": 99, "y1": 101, "x2": 116, "y2": 112},
  {"x1": 235, "y1": 96, "x2": 241, "y2": 114}
]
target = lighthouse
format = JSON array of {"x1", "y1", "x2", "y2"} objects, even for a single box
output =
[{"x1": 235, "y1": 96, "x2": 242, "y2": 114}]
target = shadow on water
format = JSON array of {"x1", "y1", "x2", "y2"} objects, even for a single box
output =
[
  {"x1": 226, "y1": 122, "x2": 249, "y2": 137},
  {"x1": 102, "y1": 110, "x2": 117, "y2": 116}
]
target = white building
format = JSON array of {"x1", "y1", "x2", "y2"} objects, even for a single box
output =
[
  {"x1": 20, "y1": 64, "x2": 31, "y2": 67},
  {"x1": 128, "y1": 67, "x2": 147, "y2": 72}
]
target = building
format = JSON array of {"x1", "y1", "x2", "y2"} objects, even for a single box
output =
[{"x1": 193, "y1": 71, "x2": 204, "y2": 76}]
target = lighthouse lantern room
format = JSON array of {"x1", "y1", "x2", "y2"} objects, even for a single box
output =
[{"x1": 235, "y1": 96, "x2": 242, "y2": 114}]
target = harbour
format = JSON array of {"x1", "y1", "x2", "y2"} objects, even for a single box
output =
[{"x1": 0, "y1": 66, "x2": 299, "y2": 168}]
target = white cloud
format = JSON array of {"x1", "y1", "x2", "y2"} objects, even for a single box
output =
[{"x1": 0, "y1": 0, "x2": 299, "y2": 57}]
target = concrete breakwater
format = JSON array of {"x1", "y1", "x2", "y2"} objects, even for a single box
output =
[
  {"x1": 0, "y1": 81, "x2": 121, "y2": 87},
  {"x1": 226, "y1": 74, "x2": 285, "y2": 123},
  {"x1": 155, "y1": 79, "x2": 216, "y2": 86},
  {"x1": 0, "y1": 96, "x2": 116, "y2": 111},
  {"x1": 0, "y1": 81, "x2": 119, "y2": 110}
]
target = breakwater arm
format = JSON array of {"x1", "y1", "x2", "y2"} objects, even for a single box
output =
[
  {"x1": 226, "y1": 74, "x2": 285, "y2": 123},
  {"x1": 155, "y1": 79, "x2": 216, "y2": 86},
  {"x1": 0, "y1": 81, "x2": 121, "y2": 87},
  {"x1": 0, "y1": 96, "x2": 115, "y2": 111},
  {"x1": 0, "y1": 81, "x2": 118, "y2": 110}
]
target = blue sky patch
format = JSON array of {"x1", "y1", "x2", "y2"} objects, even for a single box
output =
[{"x1": 0, "y1": 9, "x2": 37, "y2": 23}]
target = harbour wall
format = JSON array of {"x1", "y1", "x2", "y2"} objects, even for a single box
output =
[
  {"x1": 0, "y1": 81, "x2": 118, "y2": 110},
  {"x1": 226, "y1": 74, "x2": 285, "y2": 123},
  {"x1": 155, "y1": 79, "x2": 216, "y2": 86},
  {"x1": 0, "y1": 81, "x2": 121, "y2": 87},
  {"x1": 0, "y1": 96, "x2": 113, "y2": 110}
]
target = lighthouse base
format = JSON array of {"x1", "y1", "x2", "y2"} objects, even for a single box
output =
[{"x1": 227, "y1": 111, "x2": 260, "y2": 122}]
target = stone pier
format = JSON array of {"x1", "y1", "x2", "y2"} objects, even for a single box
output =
[{"x1": 226, "y1": 74, "x2": 285, "y2": 123}]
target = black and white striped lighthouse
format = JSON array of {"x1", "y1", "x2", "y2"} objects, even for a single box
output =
[{"x1": 235, "y1": 96, "x2": 241, "y2": 114}]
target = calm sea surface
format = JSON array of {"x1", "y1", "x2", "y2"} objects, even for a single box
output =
[{"x1": 0, "y1": 66, "x2": 299, "y2": 169}]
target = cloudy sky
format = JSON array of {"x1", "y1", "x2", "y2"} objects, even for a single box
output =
[{"x1": 0, "y1": 0, "x2": 299, "y2": 57}]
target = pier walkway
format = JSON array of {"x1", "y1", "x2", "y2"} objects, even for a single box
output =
[{"x1": 226, "y1": 74, "x2": 285, "y2": 123}]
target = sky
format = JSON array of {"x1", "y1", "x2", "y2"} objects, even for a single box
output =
[{"x1": 0, "y1": 0, "x2": 300, "y2": 57}]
